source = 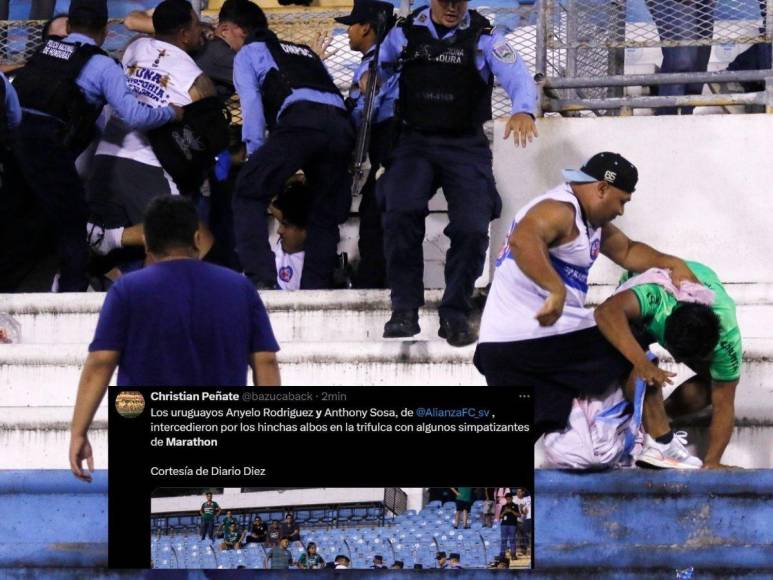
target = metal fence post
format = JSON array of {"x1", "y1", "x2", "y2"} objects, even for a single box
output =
[
  {"x1": 535, "y1": 0, "x2": 548, "y2": 77},
  {"x1": 566, "y1": 0, "x2": 577, "y2": 79},
  {"x1": 608, "y1": 0, "x2": 626, "y2": 101}
]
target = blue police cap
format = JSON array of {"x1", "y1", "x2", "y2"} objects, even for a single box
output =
[
  {"x1": 68, "y1": 0, "x2": 108, "y2": 24},
  {"x1": 335, "y1": 0, "x2": 394, "y2": 26}
]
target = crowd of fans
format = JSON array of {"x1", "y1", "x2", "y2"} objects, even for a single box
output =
[
  {"x1": 185, "y1": 488, "x2": 532, "y2": 569},
  {"x1": 432, "y1": 487, "x2": 531, "y2": 564}
]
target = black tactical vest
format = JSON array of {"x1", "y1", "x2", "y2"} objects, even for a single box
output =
[
  {"x1": 147, "y1": 96, "x2": 231, "y2": 195},
  {"x1": 398, "y1": 9, "x2": 493, "y2": 132},
  {"x1": 246, "y1": 29, "x2": 341, "y2": 129},
  {"x1": 12, "y1": 38, "x2": 106, "y2": 151}
]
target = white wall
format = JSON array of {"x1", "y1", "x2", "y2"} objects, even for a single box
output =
[
  {"x1": 492, "y1": 114, "x2": 773, "y2": 285},
  {"x1": 151, "y1": 487, "x2": 419, "y2": 515}
]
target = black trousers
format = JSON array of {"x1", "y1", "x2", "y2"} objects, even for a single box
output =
[
  {"x1": 14, "y1": 114, "x2": 89, "y2": 291},
  {"x1": 376, "y1": 126, "x2": 501, "y2": 322},
  {"x1": 474, "y1": 326, "x2": 642, "y2": 440},
  {"x1": 354, "y1": 118, "x2": 397, "y2": 289},
  {"x1": 232, "y1": 102, "x2": 354, "y2": 289}
]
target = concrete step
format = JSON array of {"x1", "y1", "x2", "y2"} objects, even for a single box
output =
[
  {"x1": 1, "y1": 339, "x2": 772, "y2": 417},
  {"x1": 3, "y1": 285, "x2": 773, "y2": 344},
  {"x1": 0, "y1": 340, "x2": 482, "y2": 399}
]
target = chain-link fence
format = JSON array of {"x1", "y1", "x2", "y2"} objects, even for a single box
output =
[
  {"x1": 0, "y1": 7, "x2": 521, "y2": 124},
  {"x1": 539, "y1": 0, "x2": 773, "y2": 112}
]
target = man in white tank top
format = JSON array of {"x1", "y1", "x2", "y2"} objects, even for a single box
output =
[
  {"x1": 86, "y1": 0, "x2": 216, "y2": 257},
  {"x1": 475, "y1": 152, "x2": 697, "y2": 443}
]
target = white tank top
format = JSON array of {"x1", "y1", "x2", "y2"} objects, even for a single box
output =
[
  {"x1": 95, "y1": 38, "x2": 202, "y2": 170},
  {"x1": 478, "y1": 183, "x2": 603, "y2": 343}
]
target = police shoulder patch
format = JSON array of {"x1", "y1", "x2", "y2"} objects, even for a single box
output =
[{"x1": 492, "y1": 40, "x2": 516, "y2": 64}]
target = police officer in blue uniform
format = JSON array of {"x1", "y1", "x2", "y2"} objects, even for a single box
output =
[
  {"x1": 0, "y1": 73, "x2": 21, "y2": 136},
  {"x1": 377, "y1": 0, "x2": 538, "y2": 346},
  {"x1": 11, "y1": 0, "x2": 181, "y2": 292},
  {"x1": 232, "y1": 5, "x2": 354, "y2": 289},
  {"x1": 335, "y1": 0, "x2": 396, "y2": 288}
]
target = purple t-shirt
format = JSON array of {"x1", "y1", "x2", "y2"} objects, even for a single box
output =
[{"x1": 89, "y1": 259, "x2": 279, "y2": 386}]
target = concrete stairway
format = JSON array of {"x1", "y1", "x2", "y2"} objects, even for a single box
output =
[{"x1": 2, "y1": 286, "x2": 773, "y2": 469}]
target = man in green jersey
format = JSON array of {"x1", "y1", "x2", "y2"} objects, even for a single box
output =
[
  {"x1": 200, "y1": 492, "x2": 221, "y2": 541},
  {"x1": 595, "y1": 261, "x2": 742, "y2": 469},
  {"x1": 219, "y1": 510, "x2": 237, "y2": 538}
]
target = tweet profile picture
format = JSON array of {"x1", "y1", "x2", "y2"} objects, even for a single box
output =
[{"x1": 115, "y1": 391, "x2": 146, "y2": 418}]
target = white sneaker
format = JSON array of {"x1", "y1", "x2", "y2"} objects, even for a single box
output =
[
  {"x1": 87, "y1": 223, "x2": 123, "y2": 256},
  {"x1": 636, "y1": 431, "x2": 702, "y2": 470}
]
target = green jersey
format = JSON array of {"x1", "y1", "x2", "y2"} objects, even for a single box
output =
[
  {"x1": 622, "y1": 261, "x2": 742, "y2": 382},
  {"x1": 456, "y1": 487, "x2": 473, "y2": 503},
  {"x1": 225, "y1": 527, "x2": 241, "y2": 544},
  {"x1": 201, "y1": 501, "x2": 219, "y2": 522}
]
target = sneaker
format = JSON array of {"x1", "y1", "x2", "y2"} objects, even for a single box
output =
[
  {"x1": 438, "y1": 317, "x2": 477, "y2": 347},
  {"x1": 636, "y1": 431, "x2": 702, "y2": 470},
  {"x1": 87, "y1": 223, "x2": 122, "y2": 256},
  {"x1": 383, "y1": 310, "x2": 420, "y2": 338},
  {"x1": 254, "y1": 280, "x2": 280, "y2": 290}
]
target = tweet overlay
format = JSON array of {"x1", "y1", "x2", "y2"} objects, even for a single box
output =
[{"x1": 108, "y1": 386, "x2": 534, "y2": 569}]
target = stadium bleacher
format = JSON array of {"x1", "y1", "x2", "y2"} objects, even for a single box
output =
[{"x1": 151, "y1": 499, "x2": 531, "y2": 570}]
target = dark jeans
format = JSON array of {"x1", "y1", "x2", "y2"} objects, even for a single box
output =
[
  {"x1": 233, "y1": 102, "x2": 354, "y2": 288},
  {"x1": 200, "y1": 520, "x2": 215, "y2": 541},
  {"x1": 500, "y1": 524, "x2": 516, "y2": 557},
  {"x1": 516, "y1": 520, "x2": 531, "y2": 554},
  {"x1": 13, "y1": 114, "x2": 89, "y2": 291},
  {"x1": 376, "y1": 126, "x2": 501, "y2": 321},
  {"x1": 645, "y1": 0, "x2": 716, "y2": 114}
]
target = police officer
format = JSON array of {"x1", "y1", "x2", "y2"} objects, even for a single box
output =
[
  {"x1": 232, "y1": 6, "x2": 354, "y2": 289},
  {"x1": 335, "y1": 0, "x2": 396, "y2": 289},
  {"x1": 11, "y1": 0, "x2": 182, "y2": 292},
  {"x1": 0, "y1": 72, "x2": 37, "y2": 292},
  {"x1": 377, "y1": 0, "x2": 538, "y2": 346},
  {"x1": 0, "y1": 72, "x2": 21, "y2": 136}
]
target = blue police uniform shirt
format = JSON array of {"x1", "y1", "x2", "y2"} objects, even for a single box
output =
[
  {"x1": 378, "y1": 8, "x2": 537, "y2": 117},
  {"x1": 1, "y1": 72, "x2": 22, "y2": 129},
  {"x1": 233, "y1": 41, "x2": 346, "y2": 155},
  {"x1": 89, "y1": 259, "x2": 280, "y2": 387},
  {"x1": 350, "y1": 45, "x2": 397, "y2": 129},
  {"x1": 22, "y1": 33, "x2": 175, "y2": 130}
]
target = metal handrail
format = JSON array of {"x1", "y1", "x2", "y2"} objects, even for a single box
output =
[{"x1": 544, "y1": 69, "x2": 773, "y2": 89}]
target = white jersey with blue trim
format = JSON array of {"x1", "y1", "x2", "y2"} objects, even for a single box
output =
[
  {"x1": 274, "y1": 241, "x2": 304, "y2": 291},
  {"x1": 96, "y1": 38, "x2": 201, "y2": 169},
  {"x1": 478, "y1": 183, "x2": 602, "y2": 343}
]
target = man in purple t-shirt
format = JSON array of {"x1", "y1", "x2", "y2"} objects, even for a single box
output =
[{"x1": 69, "y1": 196, "x2": 280, "y2": 482}]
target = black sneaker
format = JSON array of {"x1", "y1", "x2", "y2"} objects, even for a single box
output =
[
  {"x1": 253, "y1": 279, "x2": 281, "y2": 290},
  {"x1": 383, "y1": 310, "x2": 420, "y2": 338},
  {"x1": 438, "y1": 317, "x2": 477, "y2": 347}
]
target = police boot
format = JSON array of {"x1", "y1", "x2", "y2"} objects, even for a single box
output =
[
  {"x1": 438, "y1": 316, "x2": 477, "y2": 348},
  {"x1": 383, "y1": 309, "x2": 420, "y2": 338}
]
